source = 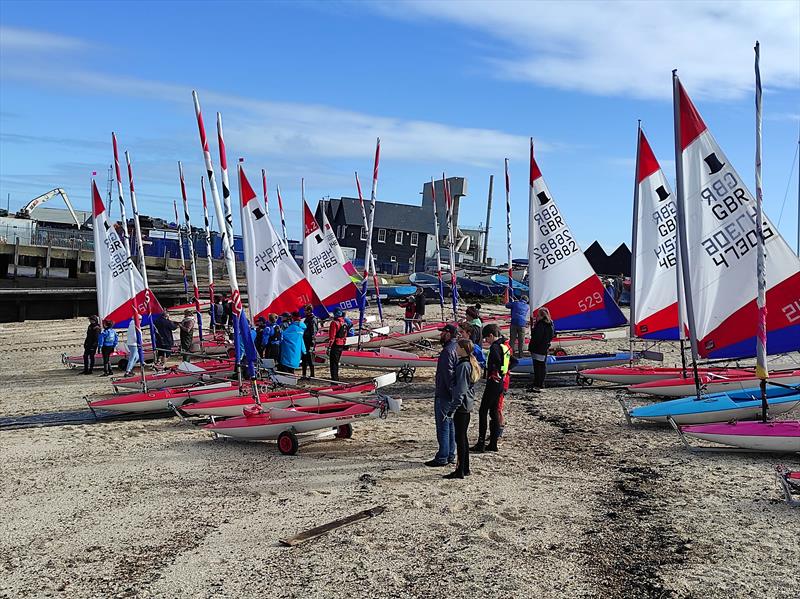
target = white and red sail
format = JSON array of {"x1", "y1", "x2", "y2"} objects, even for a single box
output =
[
  {"x1": 675, "y1": 82, "x2": 800, "y2": 358},
  {"x1": 527, "y1": 140, "x2": 626, "y2": 331},
  {"x1": 320, "y1": 208, "x2": 360, "y2": 282},
  {"x1": 239, "y1": 166, "x2": 316, "y2": 319},
  {"x1": 302, "y1": 201, "x2": 360, "y2": 313},
  {"x1": 632, "y1": 128, "x2": 680, "y2": 340},
  {"x1": 92, "y1": 181, "x2": 161, "y2": 327}
]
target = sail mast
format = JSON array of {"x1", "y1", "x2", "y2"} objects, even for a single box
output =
[
  {"x1": 483, "y1": 175, "x2": 493, "y2": 266},
  {"x1": 261, "y1": 169, "x2": 270, "y2": 217},
  {"x1": 275, "y1": 184, "x2": 289, "y2": 248},
  {"x1": 111, "y1": 133, "x2": 145, "y2": 390},
  {"x1": 754, "y1": 41, "x2": 769, "y2": 421},
  {"x1": 430, "y1": 176, "x2": 446, "y2": 320},
  {"x1": 504, "y1": 158, "x2": 513, "y2": 303},
  {"x1": 173, "y1": 200, "x2": 189, "y2": 302},
  {"x1": 200, "y1": 176, "x2": 215, "y2": 332},
  {"x1": 630, "y1": 122, "x2": 641, "y2": 340},
  {"x1": 124, "y1": 151, "x2": 158, "y2": 354},
  {"x1": 178, "y1": 162, "x2": 204, "y2": 343},
  {"x1": 671, "y1": 71, "x2": 702, "y2": 399}
]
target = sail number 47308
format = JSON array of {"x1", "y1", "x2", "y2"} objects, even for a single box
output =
[{"x1": 578, "y1": 292, "x2": 603, "y2": 312}]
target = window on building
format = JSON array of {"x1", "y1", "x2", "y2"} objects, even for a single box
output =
[
  {"x1": 360, "y1": 226, "x2": 368, "y2": 241},
  {"x1": 395, "y1": 230, "x2": 403, "y2": 244},
  {"x1": 390, "y1": 255, "x2": 396, "y2": 262},
  {"x1": 410, "y1": 232, "x2": 418, "y2": 247},
  {"x1": 377, "y1": 229, "x2": 386, "y2": 243}
]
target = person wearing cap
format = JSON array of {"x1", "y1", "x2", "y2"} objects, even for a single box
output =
[
  {"x1": 278, "y1": 311, "x2": 306, "y2": 373},
  {"x1": 97, "y1": 319, "x2": 119, "y2": 376},
  {"x1": 301, "y1": 304, "x2": 317, "y2": 378},
  {"x1": 425, "y1": 323, "x2": 458, "y2": 467},
  {"x1": 505, "y1": 294, "x2": 530, "y2": 358},
  {"x1": 82, "y1": 315, "x2": 102, "y2": 374},
  {"x1": 327, "y1": 308, "x2": 349, "y2": 381},
  {"x1": 178, "y1": 309, "x2": 196, "y2": 361}
]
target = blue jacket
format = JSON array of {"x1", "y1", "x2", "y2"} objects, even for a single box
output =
[
  {"x1": 98, "y1": 328, "x2": 118, "y2": 347},
  {"x1": 505, "y1": 300, "x2": 530, "y2": 327},
  {"x1": 434, "y1": 339, "x2": 458, "y2": 403},
  {"x1": 280, "y1": 321, "x2": 307, "y2": 369}
]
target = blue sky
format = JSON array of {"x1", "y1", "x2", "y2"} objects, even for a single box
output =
[{"x1": 1, "y1": 0, "x2": 798, "y2": 261}]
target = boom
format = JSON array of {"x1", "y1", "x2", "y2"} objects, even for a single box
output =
[{"x1": 17, "y1": 188, "x2": 83, "y2": 229}]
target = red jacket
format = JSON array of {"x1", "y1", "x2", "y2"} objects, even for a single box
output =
[{"x1": 328, "y1": 318, "x2": 348, "y2": 347}]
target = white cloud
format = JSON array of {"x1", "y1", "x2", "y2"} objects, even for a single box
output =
[
  {"x1": 0, "y1": 25, "x2": 89, "y2": 52},
  {"x1": 376, "y1": 0, "x2": 800, "y2": 101}
]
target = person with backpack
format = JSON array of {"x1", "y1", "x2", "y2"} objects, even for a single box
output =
[
  {"x1": 442, "y1": 338, "x2": 481, "y2": 479},
  {"x1": 301, "y1": 304, "x2": 318, "y2": 378},
  {"x1": 528, "y1": 306, "x2": 555, "y2": 392},
  {"x1": 471, "y1": 323, "x2": 517, "y2": 453},
  {"x1": 98, "y1": 319, "x2": 119, "y2": 376},
  {"x1": 327, "y1": 308, "x2": 350, "y2": 381},
  {"x1": 82, "y1": 315, "x2": 102, "y2": 374},
  {"x1": 413, "y1": 287, "x2": 427, "y2": 331},
  {"x1": 279, "y1": 311, "x2": 306, "y2": 373}
]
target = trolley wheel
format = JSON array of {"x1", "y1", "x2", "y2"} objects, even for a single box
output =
[
  {"x1": 397, "y1": 366, "x2": 415, "y2": 383},
  {"x1": 576, "y1": 374, "x2": 593, "y2": 387},
  {"x1": 277, "y1": 431, "x2": 299, "y2": 455},
  {"x1": 227, "y1": 348, "x2": 236, "y2": 359},
  {"x1": 335, "y1": 423, "x2": 353, "y2": 439},
  {"x1": 418, "y1": 339, "x2": 432, "y2": 349},
  {"x1": 553, "y1": 348, "x2": 568, "y2": 357}
]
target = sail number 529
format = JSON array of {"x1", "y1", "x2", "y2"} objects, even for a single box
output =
[{"x1": 578, "y1": 292, "x2": 603, "y2": 312}]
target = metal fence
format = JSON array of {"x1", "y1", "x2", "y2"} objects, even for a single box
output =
[{"x1": 0, "y1": 224, "x2": 94, "y2": 250}]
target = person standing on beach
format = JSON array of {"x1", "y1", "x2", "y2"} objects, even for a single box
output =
[
  {"x1": 471, "y1": 323, "x2": 516, "y2": 453},
  {"x1": 400, "y1": 296, "x2": 416, "y2": 334},
  {"x1": 505, "y1": 295, "x2": 530, "y2": 357},
  {"x1": 212, "y1": 295, "x2": 225, "y2": 332},
  {"x1": 301, "y1": 304, "x2": 317, "y2": 378},
  {"x1": 327, "y1": 308, "x2": 349, "y2": 381},
  {"x1": 613, "y1": 274, "x2": 624, "y2": 303},
  {"x1": 153, "y1": 311, "x2": 178, "y2": 367},
  {"x1": 426, "y1": 323, "x2": 458, "y2": 468},
  {"x1": 98, "y1": 319, "x2": 118, "y2": 376},
  {"x1": 279, "y1": 311, "x2": 306, "y2": 373},
  {"x1": 123, "y1": 318, "x2": 140, "y2": 376},
  {"x1": 178, "y1": 309, "x2": 195, "y2": 361},
  {"x1": 458, "y1": 321, "x2": 485, "y2": 369},
  {"x1": 528, "y1": 307, "x2": 555, "y2": 393},
  {"x1": 413, "y1": 287, "x2": 426, "y2": 331},
  {"x1": 82, "y1": 315, "x2": 102, "y2": 374},
  {"x1": 443, "y1": 338, "x2": 480, "y2": 479},
  {"x1": 267, "y1": 313, "x2": 281, "y2": 363}
]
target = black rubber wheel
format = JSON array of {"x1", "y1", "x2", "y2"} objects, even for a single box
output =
[
  {"x1": 117, "y1": 358, "x2": 128, "y2": 372},
  {"x1": 277, "y1": 431, "x2": 299, "y2": 455},
  {"x1": 335, "y1": 423, "x2": 353, "y2": 439},
  {"x1": 398, "y1": 367, "x2": 412, "y2": 383},
  {"x1": 554, "y1": 348, "x2": 568, "y2": 357}
]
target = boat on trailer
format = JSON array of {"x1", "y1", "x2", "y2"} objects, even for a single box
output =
[
  {"x1": 512, "y1": 352, "x2": 636, "y2": 376},
  {"x1": 678, "y1": 420, "x2": 800, "y2": 453},
  {"x1": 111, "y1": 359, "x2": 235, "y2": 391},
  {"x1": 87, "y1": 381, "x2": 243, "y2": 413},
  {"x1": 579, "y1": 365, "x2": 753, "y2": 386},
  {"x1": 624, "y1": 386, "x2": 800, "y2": 425}
]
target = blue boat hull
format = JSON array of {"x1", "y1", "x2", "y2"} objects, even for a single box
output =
[
  {"x1": 512, "y1": 352, "x2": 634, "y2": 374},
  {"x1": 629, "y1": 386, "x2": 800, "y2": 424}
]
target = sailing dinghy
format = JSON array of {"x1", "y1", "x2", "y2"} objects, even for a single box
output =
[
  {"x1": 679, "y1": 420, "x2": 800, "y2": 453},
  {"x1": 111, "y1": 359, "x2": 235, "y2": 391},
  {"x1": 628, "y1": 369, "x2": 800, "y2": 397}
]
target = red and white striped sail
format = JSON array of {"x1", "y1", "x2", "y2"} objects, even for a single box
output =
[
  {"x1": 632, "y1": 129, "x2": 680, "y2": 340},
  {"x1": 239, "y1": 166, "x2": 315, "y2": 319},
  {"x1": 675, "y1": 81, "x2": 800, "y2": 358},
  {"x1": 302, "y1": 200, "x2": 359, "y2": 312},
  {"x1": 92, "y1": 181, "x2": 161, "y2": 326},
  {"x1": 527, "y1": 140, "x2": 626, "y2": 331}
]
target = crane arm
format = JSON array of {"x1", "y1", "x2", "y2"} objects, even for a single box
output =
[{"x1": 17, "y1": 188, "x2": 82, "y2": 229}]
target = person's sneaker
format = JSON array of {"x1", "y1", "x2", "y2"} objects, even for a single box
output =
[
  {"x1": 469, "y1": 443, "x2": 485, "y2": 453},
  {"x1": 531, "y1": 387, "x2": 542, "y2": 393},
  {"x1": 424, "y1": 460, "x2": 447, "y2": 467},
  {"x1": 464, "y1": 470, "x2": 472, "y2": 477},
  {"x1": 443, "y1": 471, "x2": 465, "y2": 480},
  {"x1": 485, "y1": 444, "x2": 498, "y2": 452}
]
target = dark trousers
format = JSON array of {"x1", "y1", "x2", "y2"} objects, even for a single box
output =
[
  {"x1": 301, "y1": 347, "x2": 315, "y2": 378},
  {"x1": 453, "y1": 412, "x2": 471, "y2": 475},
  {"x1": 101, "y1": 346, "x2": 114, "y2": 374},
  {"x1": 329, "y1": 344, "x2": 343, "y2": 381},
  {"x1": 477, "y1": 380, "x2": 503, "y2": 445},
  {"x1": 83, "y1": 348, "x2": 97, "y2": 373},
  {"x1": 533, "y1": 359, "x2": 547, "y2": 388}
]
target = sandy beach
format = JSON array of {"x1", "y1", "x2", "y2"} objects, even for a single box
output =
[{"x1": 0, "y1": 308, "x2": 797, "y2": 599}]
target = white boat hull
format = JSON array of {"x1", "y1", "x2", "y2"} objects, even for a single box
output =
[{"x1": 682, "y1": 432, "x2": 800, "y2": 452}]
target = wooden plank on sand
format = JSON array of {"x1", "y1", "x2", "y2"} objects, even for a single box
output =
[{"x1": 279, "y1": 505, "x2": 386, "y2": 547}]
